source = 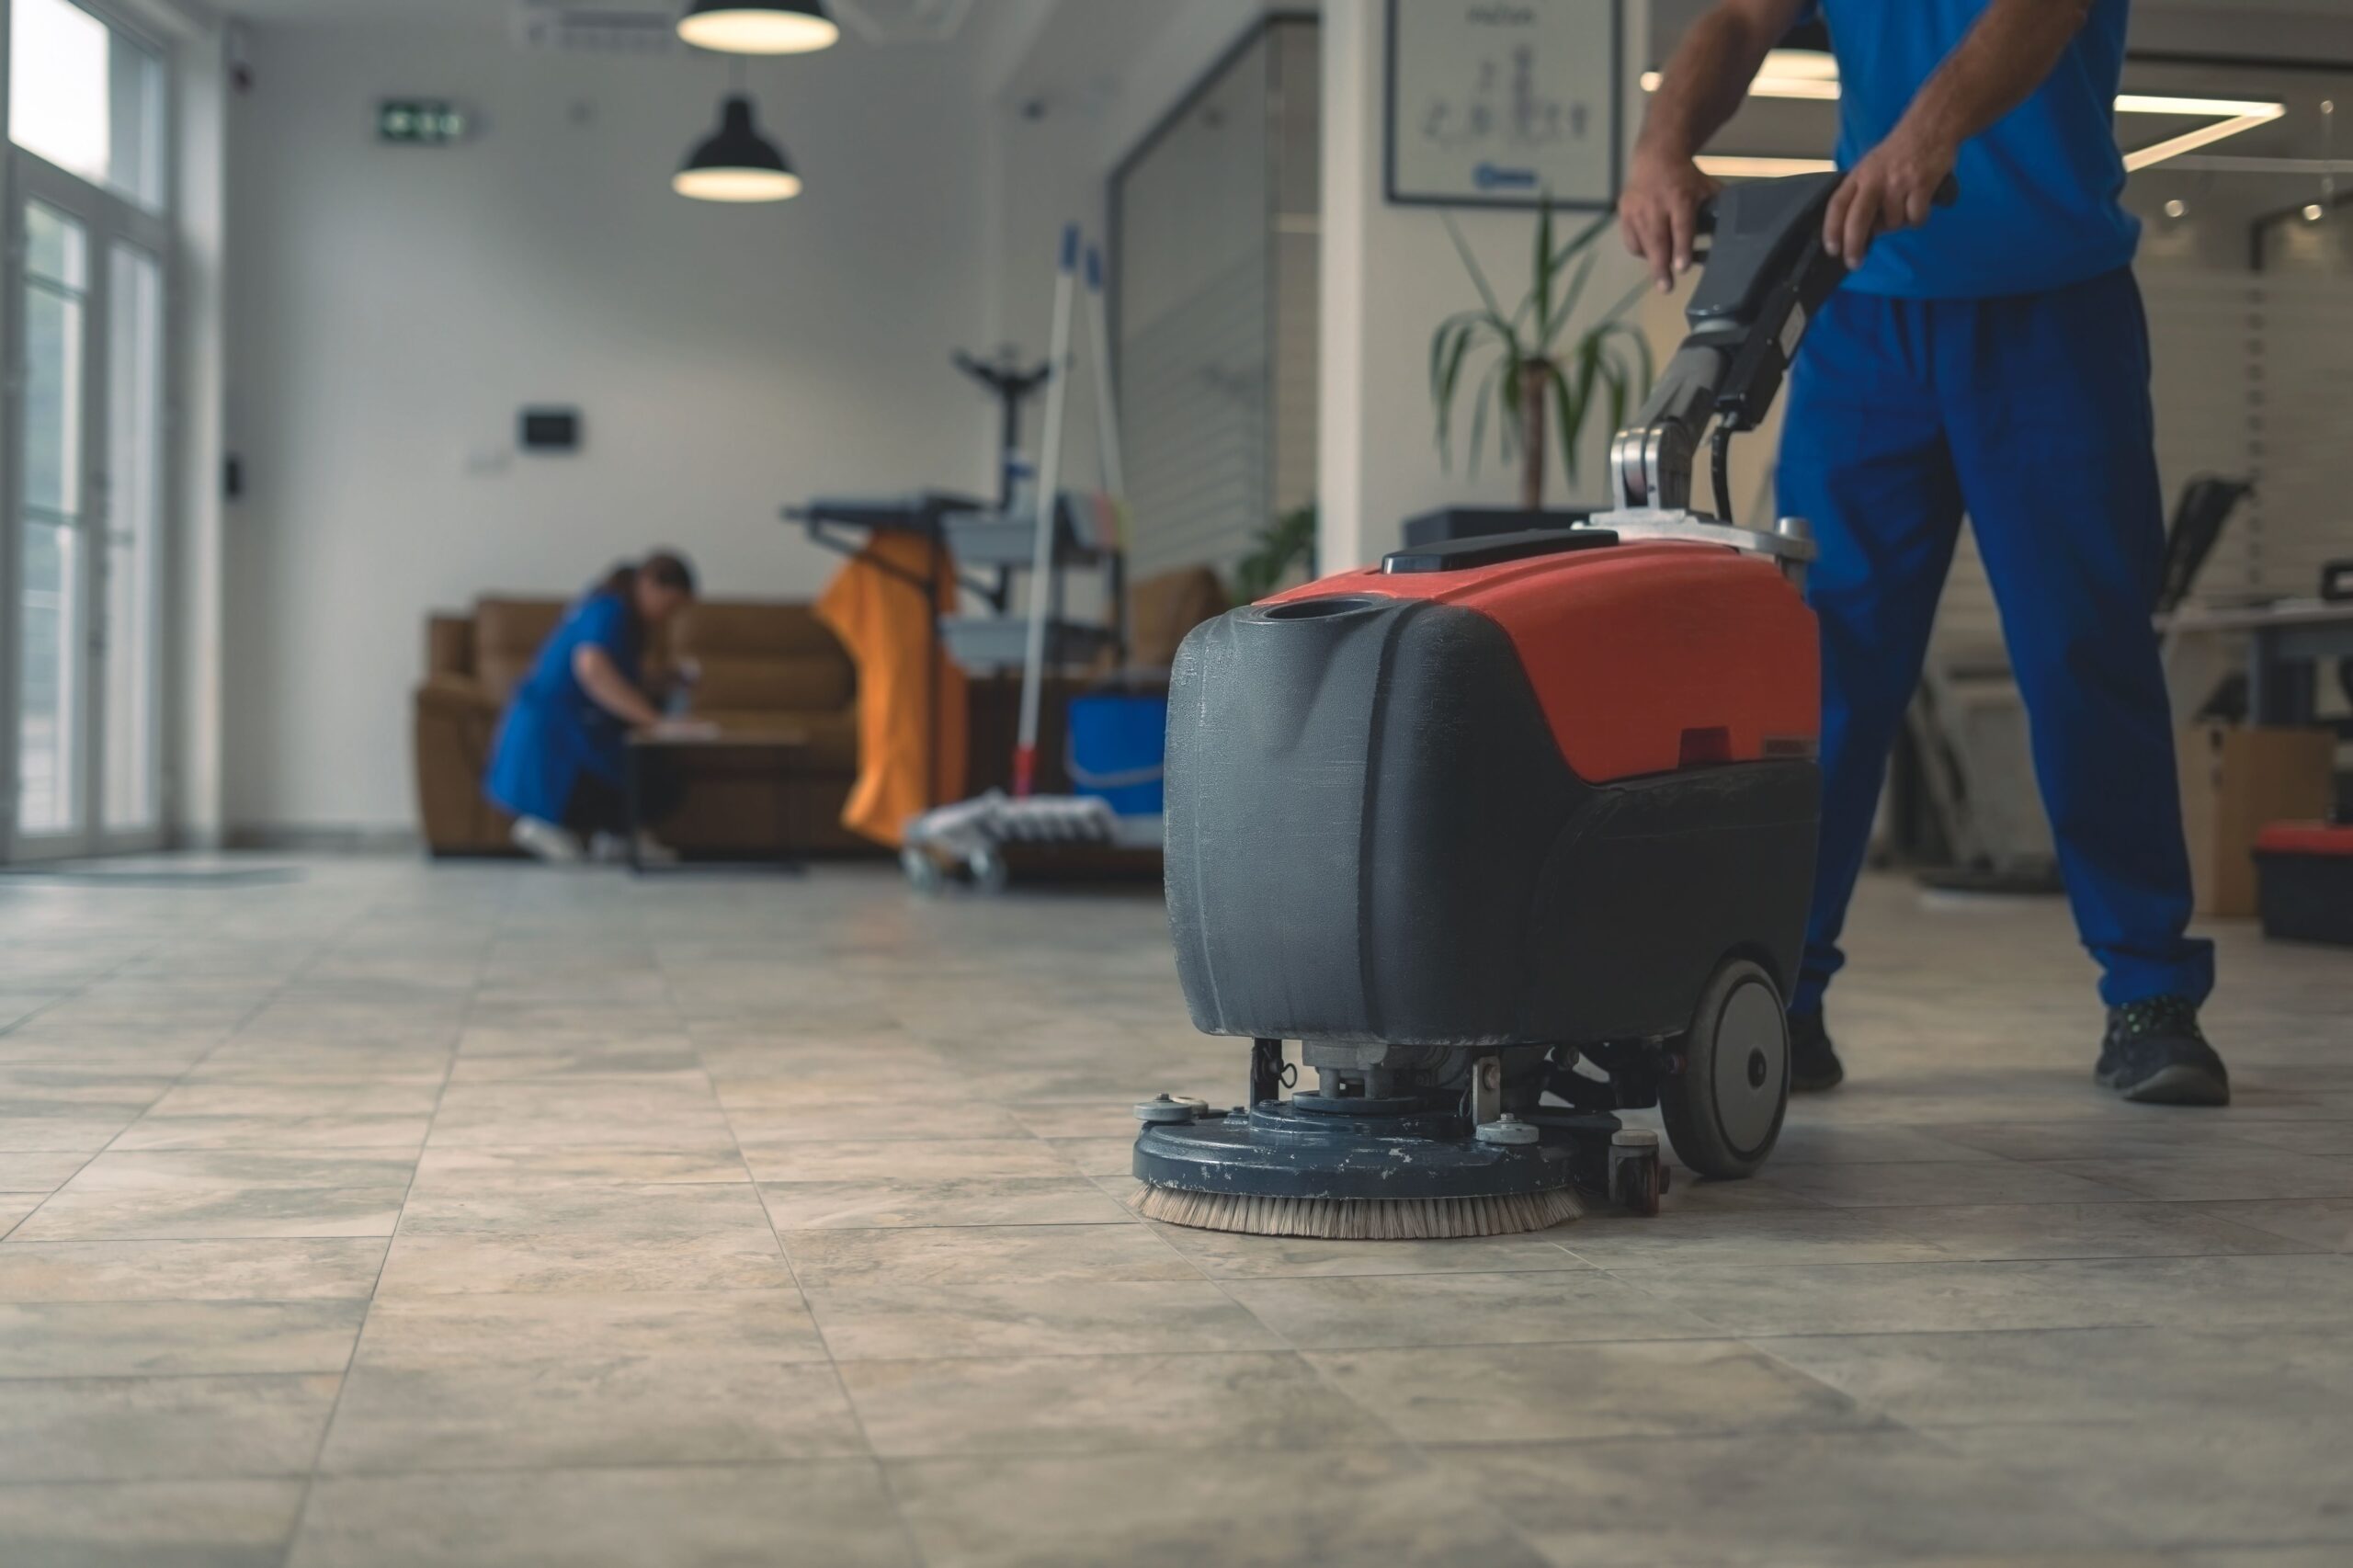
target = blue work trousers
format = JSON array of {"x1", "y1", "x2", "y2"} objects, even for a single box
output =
[{"x1": 1778, "y1": 267, "x2": 2214, "y2": 1013}]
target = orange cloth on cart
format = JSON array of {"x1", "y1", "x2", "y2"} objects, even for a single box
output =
[{"x1": 814, "y1": 532, "x2": 968, "y2": 847}]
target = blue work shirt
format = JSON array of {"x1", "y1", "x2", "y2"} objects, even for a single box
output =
[
  {"x1": 1806, "y1": 0, "x2": 2140, "y2": 299},
  {"x1": 483, "y1": 590, "x2": 638, "y2": 823}
]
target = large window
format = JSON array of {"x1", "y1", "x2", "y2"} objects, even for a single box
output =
[{"x1": 10, "y1": 0, "x2": 167, "y2": 210}]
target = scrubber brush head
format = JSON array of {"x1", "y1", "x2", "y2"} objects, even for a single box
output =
[
  {"x1": 1129, "y1": 1182, "x2": 1580, "y2": 1240},
  {"x1": 1131, "y1": 1095, "x2": 1585, "y2": 1240}
]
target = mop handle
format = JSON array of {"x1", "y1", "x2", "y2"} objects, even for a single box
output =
[
  {"x1": 1083, "y1": 246, "x2": 1127, "y2": 506},
  {"x1": 1014, "y1": 224, "x2": 1082, "y2": 798}
]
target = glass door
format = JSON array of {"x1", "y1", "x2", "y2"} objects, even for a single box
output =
[
  {"x1": 102, "y1": 240, "x2": 165, "y2": 838},
  {"x1": 13, "y1": 196, "x2": 96, "y2": 852},
  {"x1": 6, "y1": 0, "x2": 174, "y2": 863},
  {"x1": 7, "y1": 165, "x2": 169, "y2": 859}
]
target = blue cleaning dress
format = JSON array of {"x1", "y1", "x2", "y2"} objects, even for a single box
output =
[{"x1": 483, "y1": 591, "x2": 638, "y2": 824}]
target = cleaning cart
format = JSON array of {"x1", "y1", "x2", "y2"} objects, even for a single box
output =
[{"x1": 902, "y1": 225, "x2": 1159, "y2": 891}]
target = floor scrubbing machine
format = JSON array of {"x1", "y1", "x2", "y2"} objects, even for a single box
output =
[{"x1": 1133, "y1": 173, "x2": 1884, "y2": 1239}]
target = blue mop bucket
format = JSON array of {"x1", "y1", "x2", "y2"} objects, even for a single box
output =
[{"x1": 1065, "y1": 692, "x2": 1167, "y2": 816}]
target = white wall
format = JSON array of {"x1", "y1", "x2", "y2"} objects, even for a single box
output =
[
  {"x1": 1320, "y1": 0, "x2": 1657, "y2": 571},
  {"x1": 221, "y1": 17, "x2": 992, "y2": 835}
]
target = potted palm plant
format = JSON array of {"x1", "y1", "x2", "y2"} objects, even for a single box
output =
[{"x1": 1429, "y1": 199, "x2": 1654, "y2": 517}]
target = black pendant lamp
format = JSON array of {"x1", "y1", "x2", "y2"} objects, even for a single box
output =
[
  {"x1": 674, "y1": 94, "x2": 801, "y2": 202},
  {"x1": 676, "y1": 0, "x2": 838, "y2": 55}
]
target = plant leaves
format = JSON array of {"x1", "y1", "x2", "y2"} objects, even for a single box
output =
[
  {"x1": 1536, "y1": 250, "x2": 1598, "y2": 357},
  {"x1": 1467, "y1": 357, "x2": 1504, "y2": 481},
  {"x1": 1533, "y1": 195, "x2": 1556, "y2": 342},
  {"x1": 1442, "y1": 210, "x2": 1508, "y2": 325}
]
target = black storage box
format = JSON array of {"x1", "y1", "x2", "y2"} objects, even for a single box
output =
[
  {"x1": 1398, "y1": 506, "x2": 1595, "y2": 548},
  {"x1": 2254, "y1": 821, "x2": 2353, "y2": 946}
]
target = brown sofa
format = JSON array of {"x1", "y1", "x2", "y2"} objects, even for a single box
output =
[
  {"x1": 414, "y1": 567, "x2": 1232, "y2": 858},
  {"x1": 413, "y1": 597, "x2": 868, "y2": 856}
]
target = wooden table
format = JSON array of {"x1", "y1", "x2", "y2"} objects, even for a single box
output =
[{"x1": 624, "y1": 727, "x2": 812, "y2": 874}]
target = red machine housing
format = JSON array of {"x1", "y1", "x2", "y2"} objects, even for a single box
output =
[
  {"x1": 1264, "y1": 539, "x2": 1817, "y2": 783},
  {"x1": 1164, "y1": 528, "x2": 1824, "y2": 1050}
]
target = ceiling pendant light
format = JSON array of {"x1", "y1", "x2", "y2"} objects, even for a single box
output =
[
  {"x1": 677, "y1": 1, "x2": 839, "y2": 56},
  {"x1": 675, "y1": 94, "x2": 801, "y2": 202}
]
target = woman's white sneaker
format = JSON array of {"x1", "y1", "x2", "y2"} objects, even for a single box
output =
[{"x1": 511, "y1": 816, "x2": 585, "y2": 863}]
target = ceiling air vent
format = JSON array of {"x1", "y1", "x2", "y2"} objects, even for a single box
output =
[
  {"x1": 513, "y1": 2, "x2": 680, "y2": 54},
  {"x1": 831, "y1": 0, "x2": 973, "y2": 45}
]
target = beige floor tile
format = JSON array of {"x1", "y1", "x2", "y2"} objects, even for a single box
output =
[
  {"x1": 1926, "y1": 1119, "x2": 2275, "y2": 1162},
  {"x1": 1756, "y1": 1325, "x2": 2353, "y2": 1427},
  {"x1": 807, "y1": 1278, "x2": 1283, "y2": 1359},
  {"x1": 737, "y1": 1138, "x2": 1070, "y2": 1184},
  {"x1": 0, "y1": 1373, "x2": 341, "y2": 1482},
  {"x1": 1766, "y1": 1122, "x2": 2009, "y2": 1164},
  {"x1": 0, "y1": 1300, "x2": 364, "y2": 1376},
  {"x1": 1602, "y1": 1254, "x2": 2353, "y2": 1337},
  {"x1": 1936, "y1": 1417, "x2": 2353, "y2": 1548},
  {"x1": 2195, "y1": 1198, "x2": 2353, "y2": 1251},
  {"x1": 1220, "y1": 1269, "x2": 1715, "y2": 1349},
  {"x1": 0, "y1": 1479, "x2": 305, "y2": 1568},
  {"x1": 12, "y1": 1183, "x2": 407, "y2": 1241},
  {"x1": 1867, "y1": 1201, "x2": 2313, "y2": 1261},
  {"x1": 318, "y1": 1358, "x2": 861, "y2": 1472},
  {"x1": 756, "y1": 1176, "x2": 1134, "y2": 1229},
  {"x1": 1149, "y1": 1225, "x2": 1586, "y2": 1278},
  {"x1": 889, "y1": 1446, "x2": 1547, "y2": 1568},
  {"x1": 780, "y1": 1222, "x2": 1196, "y2": 1287},
  {"x1": 0, "y1": 1238, "x2": 389, "y2": 1301},
  {"x1": 407, "y1": 1146, "x2": 748, "y2": 1187},
  {"x1": 290, "y1": 1461, "x2": 914, "y2": 1568},
  {"x1": 2039, "y1": 1153, "x2": 2353, "y2": 1202},
  {"x1": 1759, "y1": 1159, "x2": 2137, "y2": 1209},
  {"x1": 717, "y1": 1096, "x2": 1033, "y2": 1143},
  {"x1": 393, "y1": 1180, "x2": 773, "y2": 1237},
  {"x1": 1308, "y1": 1338, "x2": 1864, "y2": 1444},
  {"x1": 372, "y1": 1229, "x2": 795, "y2": 1295},
  {"x1": 426, "y1": 1081, "x2": 735, "y2": 1152},
  {"x1": 841, "y1": 1349, "x2": 1386, "y2": 1458},
  {"x1": 1451, "y1": 1427, "x2": 2118, "y2": 1565},
  {"x1": 1557, "y1": 1207, "x2": 1955, "y2": 1267},
  {"x1": 351, "y1": 1290, "x2": 825, "y2": 1367},
  {"x1": 0, "y1": 1153, "x2": 88, "y2": 1193}
]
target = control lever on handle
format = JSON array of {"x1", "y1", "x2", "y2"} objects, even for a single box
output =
[{"x1": 1607, "y1": 171, "x2": 1959, "y2": 516}]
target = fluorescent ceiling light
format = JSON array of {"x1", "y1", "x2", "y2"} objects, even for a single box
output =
[
  {"x1": 1643, "y1": 58, "x2": 2285, "y2": 171},
  {"x1": 2120, "y1": 101, "x2": 2288, "y2": 172},
  {"x1": 1696, "y1": 155, "x2": 1835, "y2": 178}
]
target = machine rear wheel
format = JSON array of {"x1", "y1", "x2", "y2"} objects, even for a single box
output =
[{"x1": 1658, "y1": 958, "x2": 1789, "y2": 1179}]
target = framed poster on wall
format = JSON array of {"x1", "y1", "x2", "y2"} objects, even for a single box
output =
[{"x1": 1385, "y1": 0, "x2": 1622, "y2": 210}]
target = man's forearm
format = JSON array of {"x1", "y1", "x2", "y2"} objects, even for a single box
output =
[
  {"x1": 1894, "y1": 0, "x2": 2095, "y2": 155},
  {"x1": 1636, "y1": 5, "x2": 1786, "y2": 164}
]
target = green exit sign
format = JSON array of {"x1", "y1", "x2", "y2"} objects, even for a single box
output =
[{"x1": 379, "y1": 100, "x2": 468, "y2": 144}]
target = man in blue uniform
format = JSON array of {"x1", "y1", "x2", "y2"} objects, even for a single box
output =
[{"x1": 1622, "y1": 0, "x2": 2228, "y2": 1105}]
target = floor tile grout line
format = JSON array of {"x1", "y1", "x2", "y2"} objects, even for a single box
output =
[
  {"x1": 666, "y1": 869, "x2": 936, "y2": 1568},
  {"x1": 278, "y1": 871, "x2": 510, "y2": 1568}
]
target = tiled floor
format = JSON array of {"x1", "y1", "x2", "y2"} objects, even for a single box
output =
[{"x1": 0, "y1": 856, "x2": 2348, "y2": 1567}]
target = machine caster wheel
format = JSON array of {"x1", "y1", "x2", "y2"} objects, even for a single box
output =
[
  {"x1": 901, "y1": 846, "x2": 947, "y2": 895},
  {"x1": 1658, "y1": 957, "x2": 1789, "y2": 1180},
  {"x1": 968, "y1": 846, "x2": 1010, "y2": 895},
  {"x1": 1608, "y1": 1128, "x2": 1664, "y2": 1216}
]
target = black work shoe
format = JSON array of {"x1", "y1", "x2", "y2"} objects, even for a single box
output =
[
  {"x1": 1788, "y1": 1011, "x2": 1844, "y2": 1093},
  {"x1": 2097, "y1": 996, "x2": 2231, "y2": 1107}
]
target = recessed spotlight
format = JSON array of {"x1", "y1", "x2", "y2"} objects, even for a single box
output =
[
  {"x1": 2164, "y1": 199, "x2": 2187, "y2": 218},
  {"x1": 2305, "y1": 203, "x2": 2325, "y2": 222}
]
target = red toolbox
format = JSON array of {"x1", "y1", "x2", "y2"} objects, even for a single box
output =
[{"x1": 2254, "y1": 821, "x2": 2353, "y2": 946}]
